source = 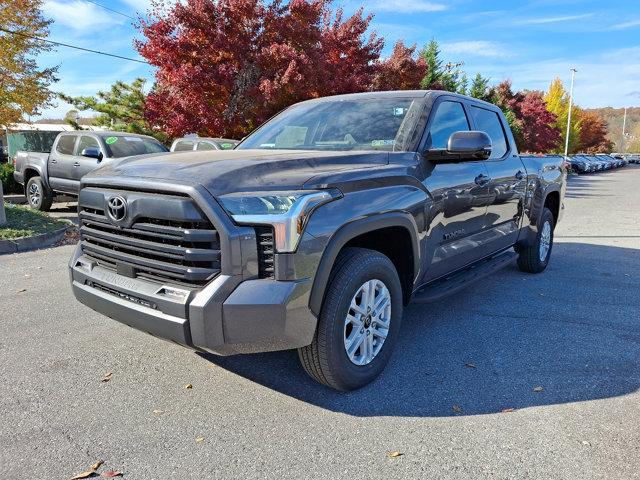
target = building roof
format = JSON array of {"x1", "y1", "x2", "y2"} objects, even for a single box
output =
[{"x1": 1, "y1": 123, "x2": 106, "y2": 132}]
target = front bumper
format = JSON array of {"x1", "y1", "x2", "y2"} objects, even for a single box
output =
[{"x1": 69, "y1": 245, "x2": 317, "y2": 355}]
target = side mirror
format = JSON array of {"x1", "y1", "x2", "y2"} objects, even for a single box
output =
[
  {"x1": 427, "y1": 131, "x2": 492, "y2": 163},
  {"x1": 81, "y1": 147, "x2": 102, "y2": 161}
]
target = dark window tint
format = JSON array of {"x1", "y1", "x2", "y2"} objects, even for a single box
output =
[
  {"x1": 77, "y1": 136, "x2": 99, "y2": 154},
  {"x1": 196, "y1": 141, "x2": 216, "y2": 151},
  {"x1": 56, "y1": 135, "x2": 76, "y2": 155},
  {"x1": 174, "y1": 141, "x2": 194, "y2": 151},
  {"x1": 106, "y1": 136, "x2": 168, "y2": 158},
  {"x1": 428, "y1": 101, "x2": 470, "y2": 149},
  {"x1": 470, "y1": 107, "x2": 508, "y2": 159}
]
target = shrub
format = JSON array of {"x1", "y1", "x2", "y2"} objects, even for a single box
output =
[{"x1": 0, "y1": 164, "x2": 22, "y2": 194}]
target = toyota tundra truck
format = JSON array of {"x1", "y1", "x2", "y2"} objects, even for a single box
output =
[{"x1": 69, "y1": 91, "x2": 566, "y2": 391}]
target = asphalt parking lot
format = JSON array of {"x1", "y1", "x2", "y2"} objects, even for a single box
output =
[{"x1": 1, "y1": 166, "x2": 639, "y2": 479}]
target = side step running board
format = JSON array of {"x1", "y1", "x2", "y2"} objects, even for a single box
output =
[{"x1": 412, "y1": 251, "x2": 518, "y2": 303}]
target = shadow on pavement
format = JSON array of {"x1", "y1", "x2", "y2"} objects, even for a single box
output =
[{"x1": 200, "y1": 242, "x2": 640, "y2": 417}]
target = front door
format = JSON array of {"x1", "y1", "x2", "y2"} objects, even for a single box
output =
[
  {"x1": 420, "y1": 99, "x2": 492, "y2": 283},
  {"x1": 469, "y1": 105, "x2": 527, "y2": 252},
  {"x1": 74, "y1": 135, "x2": 104, "y2": 188}
]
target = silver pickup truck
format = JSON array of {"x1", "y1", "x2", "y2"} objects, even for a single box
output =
[{"x1": 13, "y1": 131, "x2": 167, "y2": 210}]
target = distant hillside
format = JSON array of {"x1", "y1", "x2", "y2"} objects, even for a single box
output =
[{"x1": 584, "y1": 107, "x2": 640, "y2": 152}]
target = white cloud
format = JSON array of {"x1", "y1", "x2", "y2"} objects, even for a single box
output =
[
  {"x1": 609, "y1": 19, "x2": 640, "y2": 30},
  {"x1": 441, "y1": 41, "x2": 512, "y2": 58},
  {"x1": 43, "y1": 0, "x2": 123, "y2": 31},
  {"x1": 516, "y1": 13, "x2": 594, "y2": 25},
  {"x1": 371, "y1": 0, "x2": 447, "y2": 13}
]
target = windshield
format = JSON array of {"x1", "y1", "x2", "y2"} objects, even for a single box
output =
[
  {"x1": 104, "y1": 135, "x2": 168, "y2": 158},
  {"x1": 237, "y1": 97, "x2": 423, "y2": 152}
]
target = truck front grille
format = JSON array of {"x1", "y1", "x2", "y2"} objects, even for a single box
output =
[
  {"x1": 255, "y1": 227, "x2": 275, "y2": 279},
  {"x1": 78, "y1": 188, "x2": 221, "y2": 287}
]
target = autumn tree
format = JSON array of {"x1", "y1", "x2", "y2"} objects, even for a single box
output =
[
  {"x1": 59, "y1": 78, "x2": 165, "y2": 141},
  {"x1": 371, "y1": 41, "x2": 426, "y2": 91},
  {"x1": 490, "y1": 80, "x2": 524, "y2": 145},
  {"x1": 137, "y1": 0, "x2": 383, "y2": 138},
  {"x1": 0, "y1": 0, "x2": 57, "y2": 126},
  {"x1": 577, "y1": 110, "x2": 614, "y2": 153},
  {"x1": 518, "y1": 91, "x2": 562, "y2": 153},
  {"x1": 544, "y1": 77, "x2": 581, "y2": 154}
]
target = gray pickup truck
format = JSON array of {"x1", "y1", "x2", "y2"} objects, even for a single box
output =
[
  {"x1": 13, "y1": 131, "x2": 167, "y2": 210},
  {"x1": 69, "y1": 91, "x2": 566, "y2": 391}
]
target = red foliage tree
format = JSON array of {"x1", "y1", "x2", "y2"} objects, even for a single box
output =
[
  {"x1": 370, "y1": 41, "x2": 427, "y2": 91},
  {"x1": 136, "y1": 0, "x2": 383, "y2": 138},
  {"x1": 578, "y1": 110, "x2": 614, "y2": 153},
  {"x1": 518, "y1": 91, "x2": 562, "y2": 153}
]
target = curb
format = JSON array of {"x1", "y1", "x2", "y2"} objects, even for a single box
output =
[
  {"x1": 2, "y1": 194, "x2": 27, "y2": 205},
  {"x1": 0, "y1": 224, "x2": 72, "y2": 255}
]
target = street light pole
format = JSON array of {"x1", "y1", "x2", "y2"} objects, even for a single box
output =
[
  {"x1": 621, "y1": 107, "x2": 627, "y2": 153},
  {"x1": 564, "y1": 68, "x2": 577, "y2": 156}
]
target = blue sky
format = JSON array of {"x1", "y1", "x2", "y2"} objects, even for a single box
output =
[{"x1": 37, "y1": 0, "x2": 640, "y2": 119}]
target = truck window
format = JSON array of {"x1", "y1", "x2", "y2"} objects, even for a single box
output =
[
  {"x1": 196, "y1": 141, "x2": 216, "y2": 151},
  {"x1": 56, "y1": 135, "x2": 76, "y2": 155},
  {"x1": 77, "y1": 136, "x2": 99, "y2": 154},
  {"x1": 428, "y1": 101, "x2": 470, "y2": 149},
  {"x1": 174, "y1": 141, "x2": 194, "y2": 151},
  {"x1": 470, "y1": 106, "x2": 508, "y2": 159},
  {"x1": 106, "y1": 136, "x2": 168, "y2": 158}
]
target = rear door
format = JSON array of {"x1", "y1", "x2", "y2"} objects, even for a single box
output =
[
  {"x1": 48, "y1": 134, "x2": 78, "y2": 193},
  {"x1": 74, "y1": 134, "x2": 104, "y2": 184},
  {"x1": 469, "y1": 105, "x2": 527, "y2": 251},
  {"x1": 420, "y1": 98, "x2": 492, "y2": 282}
]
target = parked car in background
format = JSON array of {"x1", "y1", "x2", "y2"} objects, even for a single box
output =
[
  {"x1": 13, "y1": 131, "x2": 168, "y2": 210},
  {"x1": 170, "y1": 136, "x2": 239, "y2": 152},
  {"x1": 567, "y1": 156, "x2": 590, "y2": 173},
  {"x1": 69, "y1": 90, "x2": 566, "y2": 391}
]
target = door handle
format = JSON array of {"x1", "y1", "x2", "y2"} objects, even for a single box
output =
[
  {"x1": 515, "y1": 170, "x2": 525, "y2": 180},
  {"x1": 474, "y1": 174, "x2": 491, "y2": 186},
  {"x1": 73, "y1": 162, "x2": 80, "y2": 167}
]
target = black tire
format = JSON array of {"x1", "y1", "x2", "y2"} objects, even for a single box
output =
[
  {"x1": 298, "y1": 247, "x2": 403, "y2": 391},
  {"x1": 26, "y1": 176, "x2": 53, "y2": 211},
  {"x1": 517, "y1": 207, "x2": 555, "y2": 273}
]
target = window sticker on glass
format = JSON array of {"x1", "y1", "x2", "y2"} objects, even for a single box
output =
[
  {"x1": 371, "y1": 139, "x2": 395, "y2": 147},
  {"x1": 275, "y1": 126, "x2": 308, "y2": 148},
  {"x1": 124, "y1": 136, "x2": 143, "y2": 142},
  {"x1": 105, "y1": 136, "x2": 118, "y2": 145},
  {"x1": 393, "y1": 108, "x2": 405, "y2": 116}
]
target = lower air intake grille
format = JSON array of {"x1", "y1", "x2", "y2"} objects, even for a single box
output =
[{"x1": 256, "y1": 227, "x2": 275, "y2": 279}]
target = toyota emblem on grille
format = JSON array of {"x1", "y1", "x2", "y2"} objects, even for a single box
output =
[{"x1": 107, "y1": 196, "x2": 127, "y2": 222}]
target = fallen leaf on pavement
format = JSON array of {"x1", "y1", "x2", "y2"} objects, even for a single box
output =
[
  {"x1": 387, "y1": 451, "x2": 403, "y2": 458},
  {"x1": 17, "y1": 288, "x2": 26, "y2": 293},
  {"x1": 100, "y1": 471, "x2": 123, "y2": 478},
  {"x1": 153, "y1": 409, "x2": 164, "y2": 414},
  {"x1": 465, "y1": 363, "x2": 476, "y2": 369},
  {"x1": 101, "y1": 373, "x2": 113, "y2": 383},
  {"x1": 533, "y1": 386, "x2": 544, "y2": 392},
  {"x1": 195, "y1": 437, "x2": 205, "y2": 443},
  {"x1": 581, "y1": 440, "x2": 591, "y2": 446},
  {"x1": 452, "y1": 405, "x2": 463, "y2": 413},
  {"x1": 70, "y1": 460, "x2": 103, "y2": 479},
  {"x1": 501, "y1": 408, "x2": 516, "y2": 413},
  {"x1": 185, "y1": 383, "x2": 193, "y2": 389}
]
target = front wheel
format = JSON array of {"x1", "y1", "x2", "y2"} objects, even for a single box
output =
[
  {"x1": 517, "y1": 207, "x2": 555, "y2": 273},
  {"x1": 298, "y1": 248, "x2": 403, "y2": 391},
  {"x1": 26, "y1": 176, "x2": 53, "y2": 211}
]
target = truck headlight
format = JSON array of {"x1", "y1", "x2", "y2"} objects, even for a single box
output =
[{"x1": 217, "y1": 190, "x2": 341, "y2": 253}]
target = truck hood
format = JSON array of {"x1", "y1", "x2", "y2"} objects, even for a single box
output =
[{"x1": 88, "y1": 149, "x2": 390, "y2": 196}]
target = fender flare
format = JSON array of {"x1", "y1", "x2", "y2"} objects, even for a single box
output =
[
  {"x1": 22, "y1": 165, "x2": 50, "y2": 191},
  {"x1": 308, "y1": 212, "x2": 421, "y2": 316}
]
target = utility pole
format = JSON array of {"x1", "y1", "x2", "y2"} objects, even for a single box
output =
[
  {"x1": 621, "y1": 107, "x2": 627, "y2": 153},
  {"x1": 564, "y1": 68, "x2": 577, "y2": 156}
]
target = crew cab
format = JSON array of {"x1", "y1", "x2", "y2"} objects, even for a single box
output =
[
  {"x1": 13, "y1": 131, "x2": 167, "y2": 210},
  {"x1": 69, "y1": 91, "x2": 566, "y2": 391}
]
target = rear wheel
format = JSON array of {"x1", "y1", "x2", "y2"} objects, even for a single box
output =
[
  {"x1": 298, "y1": 248, "x2": 403, "y2": 391},
  {"x1": 517, "y1": 207, "x2": 555, "y2": 273},
  {"x1": 26, "y1": 176, "x2": 53, "y2": 211}
]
